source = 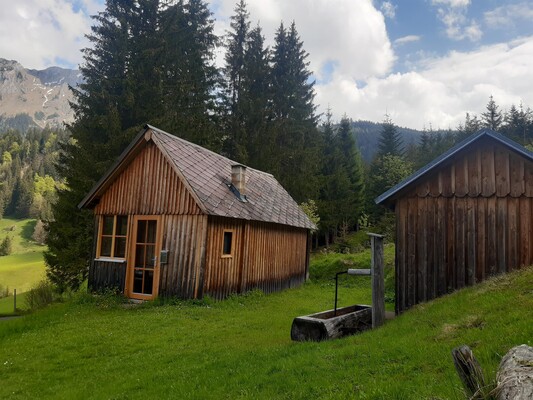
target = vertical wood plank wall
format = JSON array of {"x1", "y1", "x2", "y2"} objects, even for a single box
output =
[
  {"x1": 158, "y1": 215, "x2": 208, "y2": 299},
  {"x1": 395, "y1": 140, "x2": 533, "y2": 313},
  {"x1": 204, "y1": 217, "x2": 308, "y2": 299},
  {"x1": 94, "y1": 142, "x2": 202, "y2": 216}
]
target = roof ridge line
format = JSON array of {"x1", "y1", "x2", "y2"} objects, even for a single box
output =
[{"x1": 146, "y1": 124, "x2": 275, "y2": 178}]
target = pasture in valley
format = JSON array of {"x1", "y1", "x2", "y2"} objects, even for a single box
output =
[{"x1": 0, "y1": 218, "x2": 46, "y2": 313}]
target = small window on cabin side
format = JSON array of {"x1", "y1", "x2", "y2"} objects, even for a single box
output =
[
  {"x1": 98, "y1": 215, "x2": 128, "y2": 259},
  {"x1": 222, "y1": 231, "x2": 233, "y2": 257}
]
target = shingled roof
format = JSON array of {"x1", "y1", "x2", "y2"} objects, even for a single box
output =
[{"x1": 79, "y1": 125, "x2": 315, "y2": 230}]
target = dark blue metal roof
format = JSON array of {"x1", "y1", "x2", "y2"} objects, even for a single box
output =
[{"x1": 375, "y1": 128, "x2": 533, "y2": 205}]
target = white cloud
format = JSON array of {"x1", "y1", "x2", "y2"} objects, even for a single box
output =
[
  {"x1": 0, "y1": 0, "x2": 96, "y2": 69},
  {"x1": 315, "y1": 36, "x2": 533, "y2": 130},
  {"x1": 431, "y1": 0, "x2": 470, "y2": 7},
  {"x1": 431, "y1": 0, "x2": 482, "y2": 42},
  {"x1": 394, "y1": 35, "x2": 421, "y2": 46},
  {"x1": 484, "y1": 2, "x2": 533, "y2": 29},
  {"x1": 380, "y1": 1, "x2": 396, "y2": 19},
  {"x1": 212, "y1": 0, "x2": 395, "y2": 81}
]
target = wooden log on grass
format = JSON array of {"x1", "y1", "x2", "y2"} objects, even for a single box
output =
[
  {"x1": 453, "y1": 344, "x2": 533, "y2": 399},
  {"x1": 496, "y1": 344, "x2": 533, "y2": 400}
]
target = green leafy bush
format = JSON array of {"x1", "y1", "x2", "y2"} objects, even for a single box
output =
[
  {"x1": 0, "y1": 284, "x2": 9, "y2": 299},
  {"x1": 25, "y1": 280, "x2": 56, "y2": 310}
]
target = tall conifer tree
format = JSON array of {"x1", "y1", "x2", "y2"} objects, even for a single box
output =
[
  {"x1": 376, "y1": 114, "x2": 403, "y2": 157},
  {"x1": 222, "y1": 0, "x2": 251, "y2": 161},
  {"x1": 481, "y1": 95, "x2": 503, "y2": 131},
  {"x1": 241, "y1": 25, "x2": 271, "y2": 170},
  {"x1": 337, "y1": 116, "x2": 365, "y2": 227},
  {"x1": 269, "y1": 21, "x2": 320, "y2": 201},
  {"x1": 159, "y1": 0, "x2": 220, "y2": 150}
]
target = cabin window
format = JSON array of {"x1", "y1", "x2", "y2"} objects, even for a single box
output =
[
  {"x1": 222, "y1": 230, "x2": 234, "y2": 257},
  {"x1": 98, "y1": 215, "x2": 128, "y2": 259}
]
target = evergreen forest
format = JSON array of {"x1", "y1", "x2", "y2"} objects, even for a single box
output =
[{"x1": 0, "y1": 1, "x2": 532, "y2": 290}]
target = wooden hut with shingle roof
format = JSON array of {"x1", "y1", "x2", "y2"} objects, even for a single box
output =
[{"x1": 79, "y1": 125, "x2": 315, "y2": 301}]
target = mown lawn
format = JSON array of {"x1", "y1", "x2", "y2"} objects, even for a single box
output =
[
  {"x1": 0, "y1": 264, "x2": 531, "y2": 399},
  {"x1": 0, "y1": 218, "x2": 46, "y2": 296}
]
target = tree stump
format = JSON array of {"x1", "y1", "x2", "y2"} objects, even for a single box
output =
[
  {"x1": 452, "y1": 345, "x2": 486, "y2": 399},
  {"x1": 496, "y1": 344, "x2": 533, "y2": 400}
]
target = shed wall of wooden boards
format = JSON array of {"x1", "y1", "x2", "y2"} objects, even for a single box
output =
[{"x1": 378, "y1": 130, "x2": 533, "y2": 314}]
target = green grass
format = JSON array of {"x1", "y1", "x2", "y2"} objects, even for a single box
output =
[
  {"x1": 310, "y1": 244, "x2": 396, "y2": 305},
  {"x1": 0, "y1": 218, "x2": 47, "y2": 313},
  {"x1": 0, "y1": 265, "x2": 531, "y2": 399},
  {"x1": 0, "y1": 291, "x2": 28, "y2": 315}
]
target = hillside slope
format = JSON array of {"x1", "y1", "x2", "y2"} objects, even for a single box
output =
[
  {"x1": 0, "y1": 265, "x2": 531, "y2": 399},
  {"x1": 0, "y1": 218, "x2": 46, "y2": 293}
]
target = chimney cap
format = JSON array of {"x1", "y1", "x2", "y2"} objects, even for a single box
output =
[{"x1": 231, "y1": 163, "x2": 247, "y2": 169}]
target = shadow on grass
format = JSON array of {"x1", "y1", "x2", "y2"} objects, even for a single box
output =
[{"x1": 20, "y1": 219, "x2": 37, "y2": 242}]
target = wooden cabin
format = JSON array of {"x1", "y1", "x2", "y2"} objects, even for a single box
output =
[
  {"x1": 376, "y1": 129, "x2": 533, "y2": 314},
  {"x1": 79, "y1": 125, "x2": 315, "y2": 301}
]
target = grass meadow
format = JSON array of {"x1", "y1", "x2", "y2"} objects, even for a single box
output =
[
  {"x1": 0, "y1": 218, "x2": 46, "y2": 302},
  {"x1": 0, "y1": 252, "x2": 531, "y2": 399}
]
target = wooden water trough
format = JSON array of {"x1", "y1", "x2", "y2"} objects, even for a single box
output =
[{"x1": 291, "y1": 233, "x2": 385, "y2": 342}]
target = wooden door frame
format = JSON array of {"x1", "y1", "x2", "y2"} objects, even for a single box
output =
[{"x1": 125, "y1": 215, "x2": 163, "y2": 300}]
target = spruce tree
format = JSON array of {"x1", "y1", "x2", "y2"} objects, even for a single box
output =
[
  {"x1": 222, "y1": 0, "x2": 251, "y2": 161},
  {"x1": 45, "y1": 0, "x2": 161, "y2": 291},
  {"x1": 0, "y1": 235, "x2": 12, "y2": 256},
  {"x1": 376, "y1": 114, "x2": 403, "y2": 157},
  {"x1": 337, "y1": 116, "x2": 365, "y2": 228},
  {"x1": 481, "y1": 95, "x2": 503, "y2": 131},
  {"x1": 241, "y1": 25, "x2": 271, "y2": 170},
  {"x1": 318, "y1": 109, "x2": 344, "y2": 244},
  {"x1": 269, "y1": 21, "x2": 320, "y2": 202},
  {"x1": 456, "y1": 112, "x2": 480, "y2": 142},
  {"x1": 159, "y1": 0, "x2": 220, "y2": 150},
  {"x1": 502, "y1": 103, "x2": 532, "y2": 144}
]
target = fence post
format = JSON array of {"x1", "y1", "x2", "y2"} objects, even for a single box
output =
[
  {"x1": 14, "y1": 288, "x2": 17, "y2": 313},
  {"x1": 368, "y1": 233, "x2": 385, "y2": 328}
]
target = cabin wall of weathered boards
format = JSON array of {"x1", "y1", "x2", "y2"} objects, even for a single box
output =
[{"x1": 394, "y1": 139, "x2": 533, "y2": 313}]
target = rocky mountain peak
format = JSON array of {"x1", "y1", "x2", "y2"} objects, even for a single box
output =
[{"x1": 0, "y1": 58, "x2": 82, "y2": 131}]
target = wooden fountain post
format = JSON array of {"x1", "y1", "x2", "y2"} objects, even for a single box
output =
[{"x1": 368, "y1": 233, "x2": 385, "y2": 328}]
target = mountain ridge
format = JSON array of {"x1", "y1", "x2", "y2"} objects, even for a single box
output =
[{"x1": 0, "y1": 58, "x2": 81, "y2": 131}]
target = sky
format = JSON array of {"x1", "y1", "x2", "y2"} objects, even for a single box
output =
[{"x1": 1, "y1": 0, "x2": 533, "y2": 130}]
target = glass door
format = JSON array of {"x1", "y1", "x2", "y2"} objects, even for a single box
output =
[{"x1": 128, "y1": 216, "x2": 160, "y2": 300}]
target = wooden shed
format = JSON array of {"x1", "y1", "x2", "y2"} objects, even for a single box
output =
[
  {"x1": 376, "y1": 129, "x2": 533, "y2": 314},
  {"x1": 79, "y1": 125, "x2": 315, "y2": 301}
]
